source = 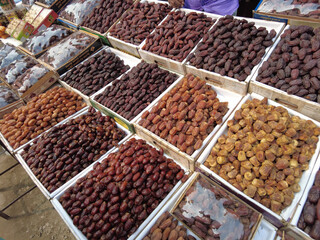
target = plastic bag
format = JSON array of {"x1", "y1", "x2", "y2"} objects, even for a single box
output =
[
  {"x1": 0, "y1": 48, "x2": 25, "y2": 69},
  {"x1": 0, "y1": 85, "x2": 19, "y2": 107}
]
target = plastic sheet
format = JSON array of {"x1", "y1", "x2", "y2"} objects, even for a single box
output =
[
  {"x1": 12, "y1": 65, "x2": 49, "y2": 95},
  {"x1": 0, "y1": 56, "x2": 38, "y2": 85},
  {"x1": 59, "y1": 0, "x2": 102, "y2": 25},
  {"x1": 21, "y1": 24, "x2": 73, "y2": 55},
  {"x1": 36, "y1": 0, "x2": 55, "y2": 5},
  {"x1": 0, "y1": 47, "x2": 25, "y2": 70},
  {"x1": 39, "y1": 31, "x2": 95, "y2": 69},
  {"x1": 172, "y1": 174, "x2": 261, "y2": 240},
  {"x1": 258, "y1": 0, "x2": 320, "y2": 19},
  {"x1": 0, "y1": 85, "x2": 19, "y2": 108}
]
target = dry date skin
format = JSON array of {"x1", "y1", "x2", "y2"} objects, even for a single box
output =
[
  {"x1": 94, "y1": 61, "x2": 178, "y2": 121},
  {"x1": 204, "y1": 98, "x2": 320, "y2": 214},
  {"x1": 0, "y1": 87, "x2": 86, "y2": 149},
  {"x1": 139, "y1": 74, "x2": 229, "y2": 156},
  {"x1": 188, "y1": 15, "x2": 276, "y2": 82},
  {"x1": 257, "y1": 25, "x2": 320, "y2": 103},
  {"x1": 82, "y1": 0, "x2": 133, "y2": 34},
  {"x1": 62, "y1": 50, "x2": 130, "y2": 96},
  {"x1": 142, "y1": 10, "x2": 214, "y2": 62},
  {"x1": 59, "y1": 138, "x2": 185, "y2": 239},
  {"x1": 21, "y1": 107, "x2": 126, "y2": 193},
  {"x1": 143, "y1": 211, "x2": 195, "y2": 240},
  {"x1": 298, "y1": 169, "x2": 320, "y2": 239},
  {"x1": 173, "y1": 174, "x2": 259, "y2": 240},
  {"x1": 109, "y1": 1, "x2": 172, "y2": 45}
]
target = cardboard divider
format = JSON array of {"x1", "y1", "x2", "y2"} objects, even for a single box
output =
[
  {"x1": 184, "y1": 16, "x2": 285, "y2": 96},
  {"x1": 196, "y1": 93, "x2": 320, "y2": 228},
  {"x1": 134, "y1": 80, "x2": 243, "y2": 171},
  {"x1": 50, "y1": 134, "x2": 189, "y2": 240},
  {"x1": 139, "y1": 8, "x2": 222, "y2": 75},
  {"x1": 249, "y1": 26, "x2": 320, "y2": 122},
  {"x1": 89, "y1": 68, "x2": 184, "y2": 133},
  {"x1": 14, "y1": 108, "x2": 132, "y2": 200}
]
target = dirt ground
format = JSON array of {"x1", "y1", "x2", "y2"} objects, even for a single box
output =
[{"x1": 0, "y1": 146, "x2": 74, "y2": 240}]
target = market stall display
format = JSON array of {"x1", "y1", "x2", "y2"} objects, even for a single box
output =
[
  {"x1": 93, "y1": 61, "x2": 178, "y2": 121},
  {"x1": 56, "y1": 137, "x2": 186, "y2": 239},
  {"x1": 250, "y1": 25, "x2": 320, "y2": 121},
  {"x1": 81, "y1": 0, "x2": 133, "y2": 35},
  {"x1": 0, "y1": 86, "x2": 86, "y2": 150},
  {"x1": 107, "y1": 0, "x2": 172, "y2": 57},
  {"x1": 61, "y1": 48, "x2": 130, "y2": 97},
  {"x1": 20, "y1": 24, "x2": 74, "y2": 57},
  {"x1": 0, "y1": 84, "x2": 19, "y2": 107},
  {"x1": 140, "y1": 9, "x2": 216, "y2": 73},
  {"x1": 0, "y1": 43, "x2": 24, "y2": 69},
  {"x1": 19, "y1": 107, "x2": 128, "y2": 194},
  {"x1": 172, "y1": 173, "x2": 261, "y2": 240}
]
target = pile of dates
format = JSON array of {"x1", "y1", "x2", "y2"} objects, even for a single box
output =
[
  {"x1": 143, "y1": 211, "x2": 196, "y2": 240},
  {"x1": 173, "y1": 174, "x2": 260, "y2": 240},
  {"x1": 59, "y1": 138, "x2": 185, "y2": 239},
  {"x1": 109, "y1": 1, "x2": 172, "y2": 45},
  {"x1": 298, "y1": 170, "x2": 320, "y2": 239},
  {"x1": 21, "y1": 107, "x2": 126, "y2": 193},
  {"x1": 94, "y1": 61, "x2": 178, "y2": 121},
  {"x1": 139, "y1": 74, "x2": 228, "y2": 155},
  {"x1": 142, "y1": 10, "x2": 214, "y2": 62},
  {"x1": 257, "y1": 25, "x2": 320, "y2": 103},
  {"x1": 62, "y1": 50, "x2": 130, "y2": 96},
  {"x1": 82, "y1": 0, "x2": 133, "y2": 33},
  {"x1": 188, "y1": 15, "x2": 276, "y2": 82},
  {"x1": 204, "y1": 98, "x2": 320, "y2": 214},
  {"x1": 0, "y1": 87, "x2": 86, "y2": 149}
]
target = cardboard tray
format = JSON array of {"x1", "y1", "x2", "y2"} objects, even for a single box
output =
[
  {"x1": 134, "y1": 81, "x2": 243, "y2": 171},
  {"x1": 289, "y1": 152, "x2": 320, "y2": 239},
  {"x1": 106, "y1": 0, "x2": 173, "y2": 58},
  {"x1": 139, "y1": 8, "x2": 222, "y2": 75},
  {"x1": 14, "y1": 107, "x2": 132, "y2": 200},
  {"x1": 37, "y1": 30, "x2": 102, "y2": 76},
  {"x1": 90, "y1": 67, "x2": 183, "y2": 133},
  {"x1": 184, "y1": 16, "x2": 285, "y2": 96},
  {"x1": 170, "y1": 173, "x2": 263, "y2": 240},
  {"x1": 0, "y1": 83, "x2": 88, "y2": 154},
  {"x1": 249, "y1": 26, "x2": 320, "y2": 122},
  {"x1": 253, "y1": 0, "x2": 320, "y2": 28},
  {"x1": 50, "y1": 134, "x2": 190, "y2": 240},
  {"x1": 58, "y1": 46, "x2": 141, "y2": 106},
  {"x1": 196, "y1": 93, "x2": 320, "y2": 228}
]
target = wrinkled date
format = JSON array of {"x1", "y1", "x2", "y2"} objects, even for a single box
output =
[
  {"x1": 94, "y1": 61, "x2": 178, "y2": 121},
  {"x1": 21, "y1": 107, "x2": 126, "y2": 193},
  {"x1": 270, "y1": 2, "x2": 320, "y2": 19},
  {"x1": 142, "y1": 10, "x2": 214, "y2": 62},
  {"x1": 0, "y1": 87, "x2": 86, "y2": 149},
  {"x1": 82, "y1": 0, "x2": 133, "y2": 33},
  {"x1": 59, "y1": 138, "x2": 185, "y2": 239},
  {"x1": 204, "y1": 98, "x2": 320, "y2": 214},
  {"x1": 62, "y1": 50, "x2": 130, "y2": 96},
  {"x1": 298, "y1": 170, "x2": 320, "y2": 239},
  {"x1": 109, "y1": 1, "x2": 172, "y2": 45},
  {"x1": 257, "y1": 25, "x2": 320, "y2": 103},
  {"x1": 173, "y1": 175, "x2": 259, "y2": 240},
  {"x1": 139, "y1": 74, "x2": 229, "y2": 156},
  {"x1": 143, "y1": 211, "x2": 196, "y2": 240},
  {"x1": 188, "y1": 15, "x2": 276, "y2": 82}
]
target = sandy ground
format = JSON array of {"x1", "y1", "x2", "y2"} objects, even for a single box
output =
[{"x1": 0, "y1": 147, "x2": 74, "y2": 240}]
